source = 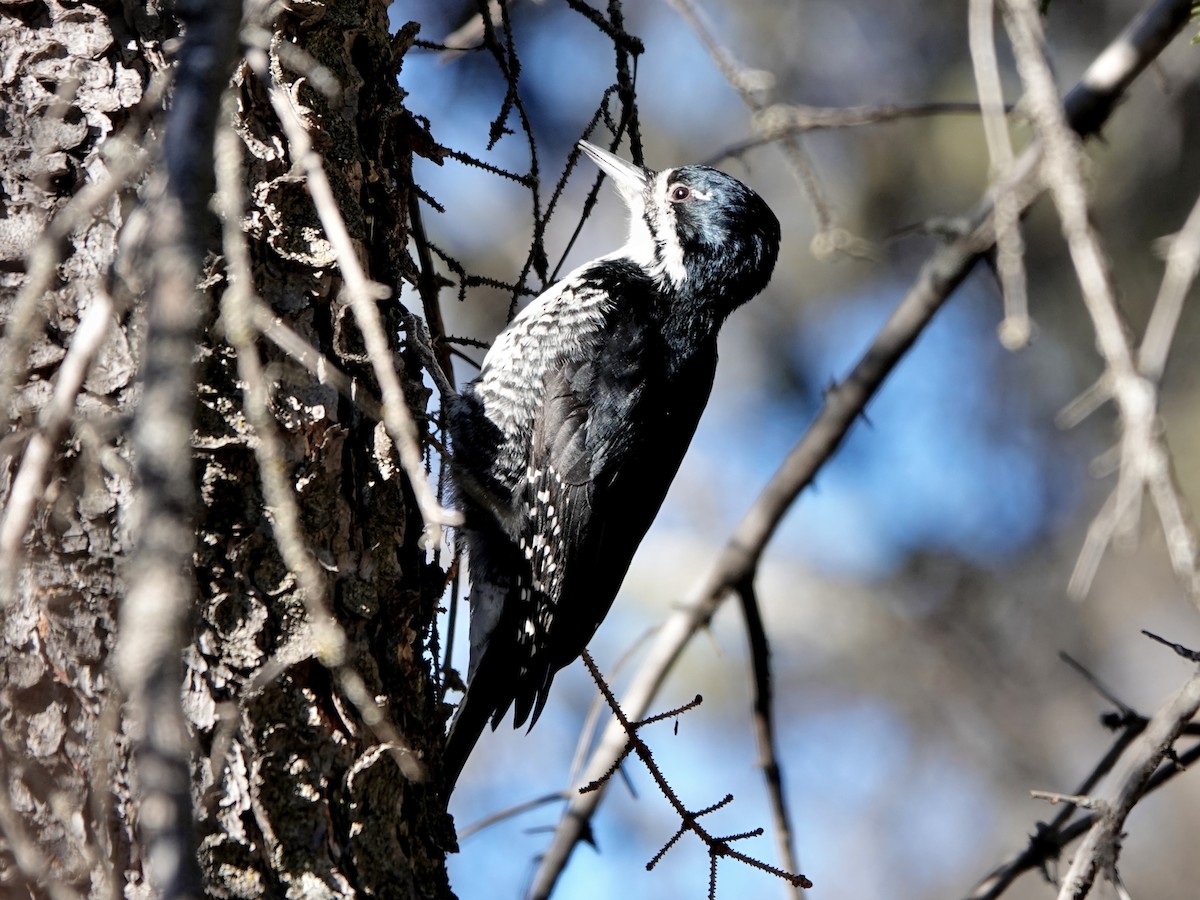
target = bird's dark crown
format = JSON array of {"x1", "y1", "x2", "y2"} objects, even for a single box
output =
[{"x1": 656, "y1": 164, "x2": 780, "y2": 306}]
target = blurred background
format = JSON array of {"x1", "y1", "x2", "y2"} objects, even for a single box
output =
[{"x1": 395, "y1": 1, "x2": 1200, "y2": 897}]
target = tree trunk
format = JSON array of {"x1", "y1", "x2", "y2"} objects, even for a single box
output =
[{"x1": 0, "y1": 2, "x2": 454, "y2": 897}]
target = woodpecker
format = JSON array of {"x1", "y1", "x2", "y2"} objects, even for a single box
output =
[{"x1": 441, "y1": 140, "x2": 780, "y2": 791}]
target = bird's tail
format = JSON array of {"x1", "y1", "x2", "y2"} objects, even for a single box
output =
[{"x1": 442, "y1": 674, "x2": 502, "y2": 794}]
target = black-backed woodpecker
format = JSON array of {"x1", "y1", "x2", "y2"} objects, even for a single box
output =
[{"x1": 441, "y1": 140, "x2": 780, "y2": 791}]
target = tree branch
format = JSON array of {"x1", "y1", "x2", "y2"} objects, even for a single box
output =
[
  {"x1": 968, "y1": 0, "x2": 1031, "y2": 348},
  {"x1": 214, "y1": 119, "x2": 425, "y2": 781},
  {"x1": 1138, "y1": 187, "x2": 1200, "y2": 385},
  {"x1": 115, "y1": 3, "x2": 242, "y2": 898},
  {"x1": 1056, "y1": 669, "x2": 1200, "y2": 899},
  {"x1": 661, "y1": 0, "x2": 841, "y2": 255},
  {"x1": 1002, "y1": 0, "x2": 1200, "y2": 603},
  {"x1": 734, "y1": 579, "x2": 802, "y2": 899},
  {"x1": 266, "y1": 79, "x2": 460, "y2": 546},
  {"x1": 0, "y1": 289, "x2": 115, "y2": 601},
  {"x1": 966, "y1": 738, "x2": 1200, "y2": 898}
]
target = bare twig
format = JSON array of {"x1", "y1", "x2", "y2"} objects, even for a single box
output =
[
  {"x1": 1056, "y1": 669, "x2": 1200, "y2": 899},
  {"x1": 0, "y1": 738, "x2": 85, "y2": 900},
  {"x1": 1003, "y1": 0, "x2": 1200, "y2": 603},
  {"x1": 1139, "y1": 188, "x2": 1200, "y2": 384},
  {"x1": 266, "y1": 80, "x2": 460, "y2": 546},
  {"x1": 567, "y1": 625, "x2": 659, "y2": 787},
  {"x1": 734, "y1": 579, "x2": 803, "y2": 899},
  {"x1": 969, "y1": 0, "x2": 1017, "y2": 172},
  {"x1": 548, "y1": 650, "x2": 810, "y2": 900},
  {"x1": 0, "y1": 290, "x2": 114, "y2": 604},
  {"x1": 969, "y1": 0, "x2": 1031, "y2": 348},
  {"x1": 1005, "y1": 0, "x2": 1145, "y2": 527},
  {"x1": 436, "y1": 0, "x2": 503, "y2": 59},
  {"x1": 0, "y1": 139, "x2": 150, "y2": 432},
  {"x1": 0, "y1": 63, "x2": 167, "y2": 435},
  {"x1": 115, "y1": 4, "x2": 242, "y2": 898},
  {"x1": 1030, "y1": 789, "x2": 1104, "y2": 809},
  {"x1": 968, "y1": 651, "x2": 1168, "y2": 899},
  {"x1": 250, "y1": 304, "x2": 383, "y2": 419},
  {"x1": 407, "y1": 192, "x2": 456, "y2": 390},
  {"x1": 214, "y1": 120, "x2": 424, "y2": 781},
  {"x1": 1059, "y1": 651, "x2": 1136, "y2": 716},
  {"x1": 241, "y1": 24, "x2": 339, "y2": 98},
  {"x1": 966, "y1": 738, "x2": 1200, "y2": 899},
  {"x1": 660, "y1": 0, "x2": 845, "y2": 256},
  {"x1": 1068, "y1": 487, "x2": 1122, "y2": 598},
  {"x1": 528, "y1": 3, "x2": 1194, "y2": 894},
  {"x1": 455, "y1": 791, "x2": 569, "y2": 841},
  {"x1": 710, "y1": 101, "x2": 1005, "y2": 168},
  {"x1": 1141, "y1": 629, "x2": 1200, "y2": 663},
  {"x1": 752, "y1": 100, "x2": 1008, "y2": 136},
  {"x1": 966, "y1": 651, "x2": 1195, "y2": 899}
]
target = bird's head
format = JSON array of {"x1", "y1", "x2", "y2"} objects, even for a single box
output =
[{"x1": 579, "y1": 140, "x2": 780, "y2": 320}]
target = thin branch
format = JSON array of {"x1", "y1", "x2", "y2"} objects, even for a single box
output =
[
  {"x1": 753, "y1": 100, "x2": 1010, "y2": 136},
  {"x1": 709, "y1": 100, "x2": 1008, "y2": 166},
  {"x1": 734, "y1": 579, "x2": 803, "y2": 899},
  {"x1": 266, "y1": 79, "x2": 461, "y2": 546},
  {"x1": 0, "y1": 60, "x2": 167, "y2": 438},
  {"x1": 114, "y1": 4, "x2": 242, "y2": 898},
  {"x1": 250, "y1": 304, "x2": 383, "y2": 420},
  {"x1": 476, "y1": 0, "x2": 548, "y2": 308},
  {"x1": 407, "y1": 192, "x2": 456, "y2": 390},
  {"x1": 967, "y1": 648, "x2": 1200, "y2": 899},
  {"x1": 1141, "y1": 629, "x2": 1200, "y2": 663},
  {"x1": 0, "y1": 148, "x2": 148, "y2": 428},
  {"x1": 1056, "y1": 669, "x2": 1200, "y2": 899},
  {"x1": 1030, "y1": 789, "x2": 1105, "y2": 809},
  {"x1": 1138, "y1": 187, "x2": 1200, "y2": 384},
  {"x1": 545, "y1": 651, "x2": 810, "y2": 900},
  {"x1": 969, "y1": 0, "x2": 1031, "y2": 348},
  {"x1": 968, "y1": 0, "x2": 1017, "y2": 171},
  {"x1": 1004, "y1": 0, "x2": 1143, "y2": 516},
  {"x1": 0, "y1": 290, "x2": 115, "y2": 603},
  {"x1": 1003, "y1": 0, "x2": 1200, "y2": 603},
  {"x1": 0, "y1": 737, "x2": 85, "y2": 900},
  {"x1": 1059, "y1": 651, "x2": 1137, "y2": 716},
  {"x1": 455, "y1": 791, "x2": 569, "y2": 841},
  {"x1": 966, "y1": 738, "x2": 1200, "y2": 899},
  {"x1": 567, "y1": 625, "x2": 659, "y2": 787},
  {"x1": 966, "y1": 651, "x2": 1191, "y2": 899},
  {"x1": 436, "y1": 0, "x2": 504, "y2": 60},
  {"x1": 1068, "y1": 487, "x2": 1122, "y2": 599},
  {"x1": 528, "y1": 2, "x2": 1194, "y2": 893},
  {"x1": 660, "y1": 0, "x2": 843, "y2": 256},
  {"x1": 242, "y1": 24, "x2": 340, "y2": 99},
  {"x1": 214, "y1": 120, "x2": 424, "y2": 781}
]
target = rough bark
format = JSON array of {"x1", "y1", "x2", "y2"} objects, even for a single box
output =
[{"x1": 0, "y1": 2, "x2": 453, "y2": 897}]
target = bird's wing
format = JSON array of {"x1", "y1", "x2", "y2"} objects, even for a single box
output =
[{"x1": 506, "y1": 309, "x2": 716, "y2": 727}]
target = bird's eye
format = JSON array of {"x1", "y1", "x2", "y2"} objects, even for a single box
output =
[{"x1": 670, "y1": 184, "x2": 691, "y2": 202}]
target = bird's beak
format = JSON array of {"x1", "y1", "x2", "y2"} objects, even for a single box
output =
[{"x1": 579, "y1": 140, "x2": 648, "y2": 210}]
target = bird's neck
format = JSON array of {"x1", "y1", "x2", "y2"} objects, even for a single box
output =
[{"x1": 651, "y1": 281, "x2": 723, "y2": 374}]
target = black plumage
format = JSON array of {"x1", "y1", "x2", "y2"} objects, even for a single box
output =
[{"x1": 442, "y1": 142, "x2": 780, "y2": 791}]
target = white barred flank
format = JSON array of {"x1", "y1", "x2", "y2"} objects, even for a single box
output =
[{"x1": 469, "y1": 265, "x2": 612, "y2": 485}]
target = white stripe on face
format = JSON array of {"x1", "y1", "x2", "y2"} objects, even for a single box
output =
[{"x1": 617, "y1": 169, "x2": 687, "y2": 289}]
